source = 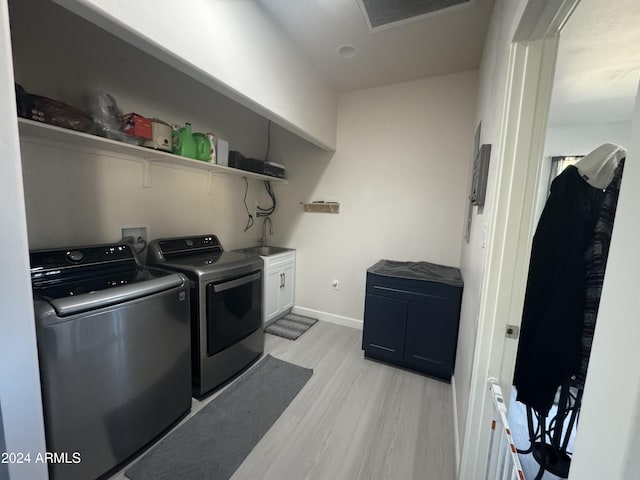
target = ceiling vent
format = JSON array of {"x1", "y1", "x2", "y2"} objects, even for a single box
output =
[{"x1": 358, "y1": 0, "x2": 472, "y2": 32}]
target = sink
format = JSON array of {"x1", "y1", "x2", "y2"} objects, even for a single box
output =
[{"x1": 241, "y1": 246, "x2": 292, "y2": 256}]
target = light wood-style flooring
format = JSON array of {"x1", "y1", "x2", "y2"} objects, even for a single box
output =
[{"x1": 110, "y1": 321, "x2": 456, "y2": 480}]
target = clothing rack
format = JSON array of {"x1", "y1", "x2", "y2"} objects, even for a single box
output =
[{"x1": 518, "y1": 379, "x2": 582, "y2": 479}]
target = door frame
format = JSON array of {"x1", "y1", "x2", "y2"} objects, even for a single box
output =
[{"x1": 458, "y1": 1, "x2": 581, "y2": 478}]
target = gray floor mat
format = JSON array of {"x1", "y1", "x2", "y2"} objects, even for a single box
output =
[
  {"x1": 265, "y1": 314, "x2": 318, "y2": 340},
  {"x1": 125, "y1": 355, "x2": 312, "y2": 480}
]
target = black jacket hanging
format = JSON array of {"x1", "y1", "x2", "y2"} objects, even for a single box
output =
[
  {"x1": 576, "y1": 159, "x2": 625, "y2": 387},
  {"x1": 514, "y1": 165, "x2": 604, "y2": 414}
]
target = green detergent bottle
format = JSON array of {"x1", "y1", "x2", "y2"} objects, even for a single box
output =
[
  {"x1": 172, "y1": 123, "x2": 197, "y2": 159},
  {"x1": 193, "y1": 133, "x2": 212, "y2": 161}
]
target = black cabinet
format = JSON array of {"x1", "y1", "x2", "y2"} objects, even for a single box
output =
[
  {"x1": 362, "y1": 260, "x2": 463, "y2": 380},
  {"x1": 362, "y1": 294, "x2": 407, "y2": 363}
]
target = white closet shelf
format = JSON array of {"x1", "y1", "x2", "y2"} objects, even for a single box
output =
[{"x1": 17, "y1": 118, "x2": 287, "y2": 184}]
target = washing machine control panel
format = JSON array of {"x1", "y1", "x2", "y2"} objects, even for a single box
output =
[
  {"x1": 30, "y1": 244, "x2": 134, "y2": 273},
  {"x1": 157, "y1": 235, "x2": 222, "y2": 254}
]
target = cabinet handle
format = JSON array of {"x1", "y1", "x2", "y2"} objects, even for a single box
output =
[
  {"x1": 280, "y1": 273, "x2": 284, "y2": 288},
  {"x1": 282, "y1": 272, "x2": 286, "y2": 288}
]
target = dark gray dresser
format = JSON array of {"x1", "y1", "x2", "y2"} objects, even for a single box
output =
[{"x1": 362, "y1": 260, "x2": 463, "y2": 380}]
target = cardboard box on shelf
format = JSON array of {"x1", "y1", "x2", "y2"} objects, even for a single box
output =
[{"x1": 121, "y1": 113, "x2": 152, "y2": 140}]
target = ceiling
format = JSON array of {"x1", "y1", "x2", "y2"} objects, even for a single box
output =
[
  {"x1": 255, "y1": 0, "x2": 640, "y2": 126},
  {"x1": 548, "y1": 0, "x2": 640, "y2": 126},
  {"x1": 255, "y1": 0, "x2": 495, "y2": 92}
]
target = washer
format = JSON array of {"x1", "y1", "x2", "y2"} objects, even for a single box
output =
[
  {"x1": 146, "y1": 234, "x2": 264, "y2": 397},
  {"x1": 30, "y1": 243, "x2": 191, "y2": 480}
]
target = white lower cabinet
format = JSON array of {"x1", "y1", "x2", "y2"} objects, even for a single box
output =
[
  {"x1": 263, "y1": 251, "x2": 296, "y2": 325},
  {"x1": 265, "y1": 269, "x2": 282, "y2": 321}
]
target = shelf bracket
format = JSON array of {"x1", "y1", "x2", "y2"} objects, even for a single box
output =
[
  {"x1": 142, "y1": 160, "x2": 152, "y2": 188},
  {"x1": 302, "y1": 201, "x2": 340, "y2": 214},
  {"x1": 207, "y1": 172, "x2": 213, "y2": 194}
]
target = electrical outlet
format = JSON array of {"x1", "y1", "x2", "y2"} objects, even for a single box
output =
[
  {"x1": 121, "y1": 226, "x2": 147, "y2": 245},
  {"x1": 331, "y1": 279, "x2": 339, "y2": 290}
]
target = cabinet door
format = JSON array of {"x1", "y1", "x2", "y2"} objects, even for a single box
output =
[
  {"x1": 265, "y1": 269, "x2": 281, "y2": 322},
  {"x1": 280, "y1": 263, "x2": 295, "y2": 312},
  {"x1": 362, "y1": 294, "x2": 407, "y2": 363},
  {"x1": 404, "y1": 300, "x2": 453, "y2": 377}
]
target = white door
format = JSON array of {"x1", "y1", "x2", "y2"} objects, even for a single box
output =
[
  {"x1": 280, "y1": 263, "x2": 295, "y2": 312},
  {"x1": 265, "y1": 269, "x2": 281, "y2": 323}
]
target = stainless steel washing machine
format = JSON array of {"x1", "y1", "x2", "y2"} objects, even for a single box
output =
[{"x1": 30, "y1": 243, "x2": 191, "y2": 480}]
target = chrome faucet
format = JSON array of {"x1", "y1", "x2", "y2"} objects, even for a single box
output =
[{"x1": 261, "y1": 217, "x2": 273, "y2": 247}]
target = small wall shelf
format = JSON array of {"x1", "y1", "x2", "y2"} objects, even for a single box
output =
[
  {"x1": 17, "y1": 118, "x2": 287, "y2": 185},
  {"x1": 302, "y1": 201, "x2": 340, "y2": 214}
]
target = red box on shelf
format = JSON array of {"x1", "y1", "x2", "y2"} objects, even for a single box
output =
[{"x1": 121, "y1": 113, "x2": 152, "y2": 140}]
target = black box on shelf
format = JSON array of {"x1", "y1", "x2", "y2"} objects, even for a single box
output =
[
  {"x1": 228, "y1": 151, "x2": 264, "y2": 174},
  {"x1": 263, "y1": 162, "x2": 285, "y2": 179}
]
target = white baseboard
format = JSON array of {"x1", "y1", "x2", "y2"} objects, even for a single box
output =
[
  {"x1": 292, "y1": 306, "x2": 363, "y2": 330},
  {"x1": 452, "y1": 374, "x2": 461, "y2": 477}
]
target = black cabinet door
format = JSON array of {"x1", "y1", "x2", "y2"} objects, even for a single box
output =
[
  {"x1": 404, "y1": 300, "x2": 453, "y2": 377},
  {"x1": 362, "y1": 294, "x2": 408, "y2": 363}
]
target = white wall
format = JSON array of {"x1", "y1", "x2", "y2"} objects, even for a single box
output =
[
  {"x1": 568, "y1": 83, "x2": 640, "y2": 480},
  {"x1": 454, "y1": 0, "x2": 528, "y2": 458},
  {"x1": 51, "y1": 0, "x2": 337, "y2": 150},
  {"x1": 20, "y1": 142, "x2": 273, "y2": 250},
  {"x1": 0, "y1": 0, "x2": 48, "y2": 478},
  {"x1": 545, "y1": 121, "x2": 631, "y2": 156},
  {"x1": 273, "y1": 71, "x2": 478, "y2": 325}
]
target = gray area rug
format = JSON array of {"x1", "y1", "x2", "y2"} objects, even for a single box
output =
[
  {"x1": 265, "y1": 313, "x2": 318, "y2": 340},
  {"x1": 125, "y1": 355, "x2": 312, "y2": 480}
]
